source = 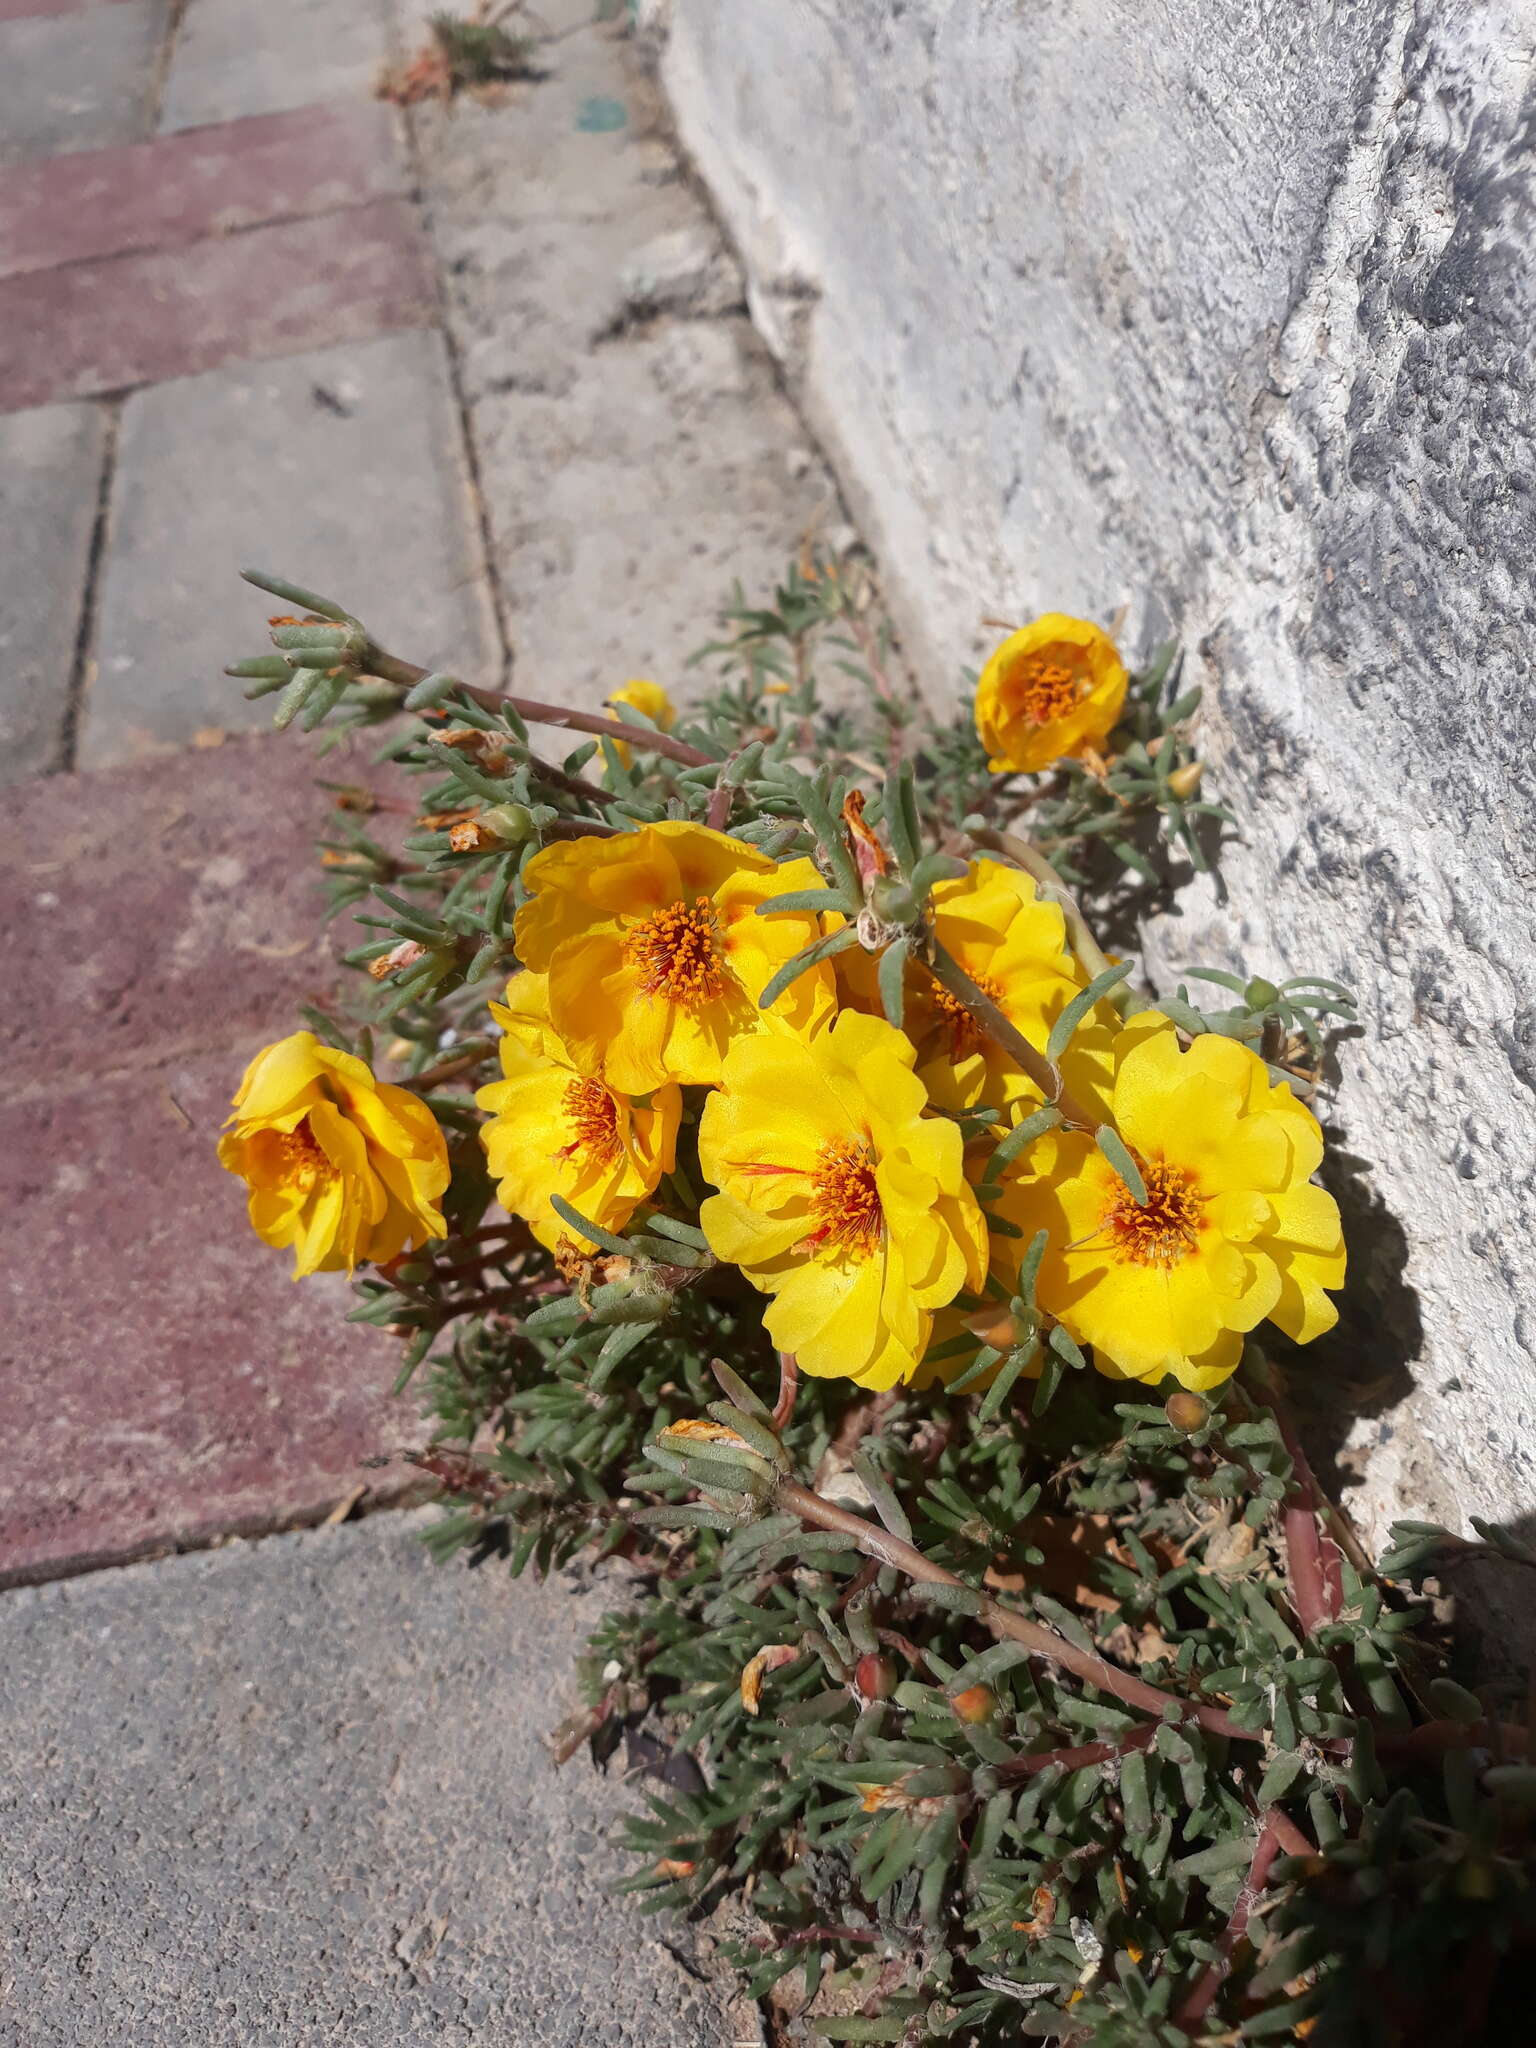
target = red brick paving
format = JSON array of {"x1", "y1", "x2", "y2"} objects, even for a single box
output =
[
  {"x1": 0, "y1": 101, "x2": 406, "y2": 282},
  {"x1": 0, "y1": 197, "x2": 435, "y2": 412},
  {"x1": 0, "y1": 0, "x2": 139, "y2": 19},
  {"x1": 5, "y1": 735, "x2": 383, "y2": 1092},
  {"x1": 0, "y1": 738, "x2": 424, "y2": 1584}
]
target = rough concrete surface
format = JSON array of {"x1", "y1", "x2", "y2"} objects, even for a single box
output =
[
  {"x1": 412, "y1": 1, "x2": 840, "y2": 708},
  {"x1": 0, "y1": 0, "x2": 168, "y2": 167},
  {"x1": 0, "y1": 1515, "x2": 748, "y2": 2046},
  {"x1": 652, "y1": 0, "x2": 1536, "y2": 1547},
  {"x1": 159, "y1": 0, "x2": 394, "y2": 134},
  {"x1": 0, "y1": 402, "x2": 106, "y2": 783},
  {"x1": 86, "y1": 330, "x2": 499, "y2": 765}
]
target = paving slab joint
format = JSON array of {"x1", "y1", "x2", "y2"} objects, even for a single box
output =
[
  {"x1": 0, "y1": 1468, "x2": 434, "y2": 1597},
  {"x1": 398, "y1": 97, "x2": 515, "y2": 691},
  {"x1": 57, "y1": 397, "x2": 119, "y2": 772}
]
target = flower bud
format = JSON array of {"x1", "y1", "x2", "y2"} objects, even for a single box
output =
[
  {"x1": 854, "y1": 1653, "x2": 898, "y2": 1703},
  {"x1": 1166, "y1": 760, "x2": 1204, "y2": 800},
  {"x1": 1245, "y1": 976, "x2": 1280, "y2": 1010},
  {"x1": 1164, "y1": 1390, "x2": 1210, "y2": 1434},
  {"x1": 950, "y1": 1684, "x2": 998, "y2": 1725},
  {"x1": 868, "y1": 875, "x2": 919, "y2": 927},
  {"x1": 967, "y1": 1305, "x2": 1030, "y2": 1352}
]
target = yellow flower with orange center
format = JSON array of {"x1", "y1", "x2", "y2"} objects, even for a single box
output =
[
  {"x1": 512, "y1": 821, "x2": 836, "y2": 1092},
  {"x1": 604, "y1": 677, "x2": 676, "y2": 766},
  {"x1": 993, "y1": 1013, "x2": 1345, "y2": 1389},
  {"x1": 697, "y1": 1012, "x2": 988, "y2": 1388},
  {"x1": 975, "y1": 614, "x2": 1128, "y2": 774},
  {"x1": 218, "y1": 1031, "x2": 449, "y2": 1278},
  {"x1": 475, "y1": 972, "x2": 681, "y2": 1254}
]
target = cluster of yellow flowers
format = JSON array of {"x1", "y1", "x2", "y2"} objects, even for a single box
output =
[{"x1": 221, "y1": 615, "x2": 1345, "y2": 1398}]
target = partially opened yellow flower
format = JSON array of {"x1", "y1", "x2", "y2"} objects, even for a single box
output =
[
  {"x1": 697, "y1": 1012, "x2": 988, "y2": 1388},
  {"x1": 975, "y1": 614, "x2": 1128, "y2": 774},
  {"x1": 512, "y1": 821, "x2": 836, "y2": 1092},
  {"x1": 994, "y1": 1013, "x2": 1345, "y2": 1389},
  {"x1": 913, "y1": 858, "x2": 1114, "y2": 1117},
  {"x1": 604, "y1": 678, "x2": 677, "y2": 767},
  {"x1": 219, "y1": 1031, "x2": 449, "y2": 1278},
  {"x1": 476, "y1": 971, "x2": 680, "y2": 1254}
]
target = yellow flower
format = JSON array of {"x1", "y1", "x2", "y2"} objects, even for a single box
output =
[
  {"x1": 919, "y1": 859, "x2": 1114, "y2": 1115},
  {"x1": 218, "y1": 1031, "x2": 449, "y2": 1278},
  {"x1": 512, "y1": 821, "x2": 836, "y2": 1092},
  {"x1": 994, "y1": 1013, "x2": 1345, "y2": 1389},
  {"x1": 975, "y1": 613, "x2": 1128, "y2": 774},
  {"x1": 605, "y1": 678, "x2": 676, "y2": 766},
  {"x1": 476, "y1": 972, "x2": 680, "y2": 1254},
  {"x1": 697, "y1": 1012, "x2": 988, "y2": 1388}
]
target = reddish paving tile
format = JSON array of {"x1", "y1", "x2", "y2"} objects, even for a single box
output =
[
  {"x1": 0, "y1": 1056, "x2": 418, "y2": 1587},
  {"x1": 2, "y1": 734, "x2": 388, "y2": 1094},
  {"x1": 0, "y1": 0, "x2": 140, "y2": 22},
  {"x1": 0, "y1": 736, "x2": 427, "y2": 1584},
  {"x1": 0, "y1": 101, "x2": 406, "y2": 282},
  {"x1": 0, "y1": 197, "x2": 435, "y2": 413}
]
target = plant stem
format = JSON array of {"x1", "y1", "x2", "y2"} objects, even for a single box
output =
[
  {"x1": 772, "y1": 1351, "x2": 800, "y2": 1431},
  {"x1": 773, "y1": 1477, "x2": 1249, "y2": 1742},
  {"x1": 364, "y1": 647, "x2": 715, "y2": 769},
  {"x1": 926, "y1": 941, "x2": 1105, "y2": 1135},
  {"x1": 1175, "y1": 1812, "x2": 1283, "y2": 2031},
  {"x1": 995, "y1": 1723, "x2": 1159, "y2": 1780}
]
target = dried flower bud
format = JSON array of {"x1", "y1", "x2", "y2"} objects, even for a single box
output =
[
  {"x1": 1164, "y1": 1389, "x2": 1210, "y2": 1433},
  {"x1": 449, "y1": 818, "x2": 498, "y2": 853},
  {"x1": 368, "y1": 939, "x2": 428, "y2": 980},
  {"x1": 739, "y1": 1643, "x2": 800, "y2": 1716}
]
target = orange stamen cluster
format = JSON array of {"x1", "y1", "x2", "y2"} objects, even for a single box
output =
[
  {"x1": 1010, "y1": 653, "x2": 1085, "y2": 726},
  {"x1": 276, "y1": 1119, "x2": 333, "y2": 1190},
  {"x1": 623, "y1": 896, "x2": 728, "y2": 1009},
  {"x1": 561, "y1": 1077, "x2": 621, "y2": 1164},
  {"x1": 929, "y1": 968, "x2": 1006, "y2": 1060},
  {"x1": 801, "y1": 1137, "x2": 883, "y2": 1258},
  {"x1": 1103, "y1": 1160, "x2": 1203, "y2": 1268}
]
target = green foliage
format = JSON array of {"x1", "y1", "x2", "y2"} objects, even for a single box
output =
[{"x1": 229, "y1": 553, "x2": 1532, "y2": 2044}]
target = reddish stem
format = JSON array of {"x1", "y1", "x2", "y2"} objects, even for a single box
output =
[
  {"x1": 1175, "y1": 1813, "x2": 1283, "y2": 2031},
  {"x1": 772, "y1": 1351, "x2": 800, "y2": 1432},
  {"x1": 996, "y1": 1723, "x2": 1159, "y2": 1780},
  {"x1": 774, "y1": 1478, "x2": 1250, "y2": 1742}
]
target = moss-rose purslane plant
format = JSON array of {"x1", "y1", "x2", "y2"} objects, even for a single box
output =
[{"x1": 213, "y1": 558, "x2": 1533, "y2": 2045}]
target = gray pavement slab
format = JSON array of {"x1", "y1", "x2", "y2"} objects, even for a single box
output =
[
  {"x1": 0, "y1": 401, "x2": 107, "y2": 784},
  {"x1": 0, "y1": 1513, "x2": 749, "y2": 2046},
  {"x1": 159, "y1": 0, "x2": 394, "y2": 134},
  {"x1": 413, "y1": 15, "x2": 841, "y2": 711},
  {"x1": 0, "y1": 0, "x2": 169, "y2": 167},
  {"x1": 84, "y1": 330, "x2": 501, "y2": 767}
]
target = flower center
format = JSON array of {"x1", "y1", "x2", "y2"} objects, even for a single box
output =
[
  {"x1": 800, "y1": 1137, "x2": 883, "y2": 1258},
  {"x1": 623, "y1": 896, "x2": 729, "y2": 1009},
  {"x1": 1103, "y1": 1159, "x2": 1203, "y2": 1267},
  {"x1": 928, "y1": 969, "x2": 1005, "y2": 1060},
  {"x1": 1013, "y1": 654, "x2": 1086, "y2": 726},
  {"x1": 276, "y1": 1118, "x2": 333, "y2": 1191},
  {"x1": 561, "y1": 1077, "x2": 621, "y2": 1164}
]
